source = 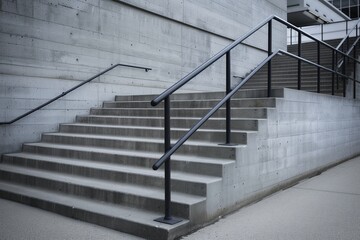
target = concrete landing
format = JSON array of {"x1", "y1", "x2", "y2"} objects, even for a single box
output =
[
  {"x1": 182, "y1": 155, "x2": 360, "y2": 240},
  {"x1": 1, "y1": 156, "x2": 360, "y2": 240}
]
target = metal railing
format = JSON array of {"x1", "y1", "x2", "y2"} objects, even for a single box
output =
[
  {"x1": 334, "y1": 18, "x2": 360, "y2": 97},
  {"x1": 0, "y1": 63, "x2": 152, "y2": 125},
  {"x1": 288, "y1": 18, "x2": 360, "y2": 45},
  {"x1": 150, "y1": 15, "x2": 360, "y2": 224}
]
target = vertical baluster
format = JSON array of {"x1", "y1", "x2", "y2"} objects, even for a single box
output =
[
  {"x1": 343, "y1": 54, "x2": 347, "y2": 97},
  {"x1": 317, "y1": 41, "x2": 320, "y2": 93},
  {"x1": 155, "y1": 97, "x2": 181, "y2": 225},
  {"x1": 298, "y1": 32, "x2": 302, "y2": 90},
  {"x1": 332, "y1": 49, "x2": 335, "y2": 95},
  {"x1": 225, "y1": 52, "x2": 232, "y2": 144},
  {"x1": 268, "y1": 20, "x2": 272, "y2": 97},
  {"x1": 354, "y1": 45, "x2": 357, "y2": 99}
]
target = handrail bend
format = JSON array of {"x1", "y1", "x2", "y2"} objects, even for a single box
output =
[{"x1": 0, "y1": 63, "x2": 152, "y2": 125}]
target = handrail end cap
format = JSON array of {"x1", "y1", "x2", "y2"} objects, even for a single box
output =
[{"x1": 151, "y1": 99, "x2": 158, "y2": 106}]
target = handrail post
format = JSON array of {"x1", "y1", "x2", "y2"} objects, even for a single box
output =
[
  {"x1": 317, "y1": 41, "x2": 320, "y2": 93},
  {"x1": 321, "y1": 24, "x2": 323, "y2": 41},
  {"x1": 225, "y1": 52, "x2": 232, "y2": 144},
  {"x1": 154, "y1": 97, "x2": 182, "y2": 225},
  {"x1": 336, "y1": 51, "x2": 339, "y2": 90},
  {"x1": 354, "y1": 45, "x2": 357, "y2": 99},
  {"x1": 346, "y1": 20, "x2": 349, "y2": 54},
  {"x1": 298, "y1": 31, "x2": 302, "y2": 90},
  {"x1": 332, "y1": 49, "x2": 335, "y2": 95},
  {"x1": 268, "y1": 19, "x2": 272, "y2": 97},
  {"x1": 343, "y1": 55, "x2": 347, "y2": 97}
]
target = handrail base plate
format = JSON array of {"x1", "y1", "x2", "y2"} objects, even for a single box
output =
[{"x1": 154, "y1": 216, "x2": 183, "y2": 225}]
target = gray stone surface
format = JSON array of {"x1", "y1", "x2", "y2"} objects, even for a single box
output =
[
  {"x1": 0, "y1": 198, "x2": 143, "y2": 240},
  {"x1": 182, "y1": 155, "x2": 360, "y2": 240},
  {"x1": 0, "y1": 0, "x2": 287, "y2": 154},
  {"x1": 1, "y1": 155, "x2": 360, "y2": 240}
]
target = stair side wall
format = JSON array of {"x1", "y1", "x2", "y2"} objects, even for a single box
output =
[
  {"x1": 0, "y1": 0, "x2": 287, "y2": 154},
  {"x1": 207, "y1": 88, "x2": 360, "y2": 219}
]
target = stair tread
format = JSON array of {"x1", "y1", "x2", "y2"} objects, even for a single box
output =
[
  {"x1": 78, "y1": 115, "x2": 265, "y2": 121},
  {"x1": 7, "y1": 151, "x2": 226, "y2": 182},
  {"x1": 22, "y1": 142, "x2": 236, "y2": 164},
  {"x1": 94, "y1": 107, "x2": 272, "y2": 110},
  {"x1": 60, "y1": 123, "x2": 257, "y2": 134},
  {"x1": 42, "y1": 132, "x2": 247, "y2": 148},
  {"x1": 0, "y1": 181, "x2": 189, "y2": 230},
  {"x1": 0, "y1": 163, "x2": 208, "y2": 204},
  {"x1": 105, "y1": 97, "x2": 278, "y2": 104}
]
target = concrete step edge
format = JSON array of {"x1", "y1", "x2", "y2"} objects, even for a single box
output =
[
  {"x1": 0, "y1": 181, "x2": 189, "y2": 240},
  {"x1": 0, "y1": 163, "x2": 208, "y2": 204}
]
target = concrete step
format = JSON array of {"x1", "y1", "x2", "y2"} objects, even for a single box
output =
[
  {"x1": 59, "y1": 123, "x2": 255, "y2": 144},
  {"x1": 4, "y1": 151, "x2": 234, "y2": 177},
  {"x1": 0, "y1": 181, "x2": 189, "y2": 240},
  {"x1": 76, "y1": 115, "x2": 262, "y2": 131},
  {"x1": 103, "y1": 97, "x2": 277, "y2": 109},
  {"x1": 115, "y1": 88, "x2": 284, "y2": 101},
  {"x1": 0, "y1": 163, "x2": 210, "y2": 210},
  {"x1": 89, "y1": 107, "x2": 270, "y2": 119},
  {"x1": 39, "y1": 133, "x2": 239, "y2": 160},
  {"x1": 245, "y1": 81, "x2": 336, "y2": 88}
]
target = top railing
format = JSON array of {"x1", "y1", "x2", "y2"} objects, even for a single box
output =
[
  {"x1": 0, "y1": 63, "x2": 152, "y2": 125},
  {"x1": 151, "y1": 15, "x2": 359, "y2": 107},
  {"x1": 336, "y1": 18, "x2": 360, "y2": 50},
  {"x1": 150, "y1": 15, "x2": 360, "y2": 225},
  {"x1": 288, "y1": 18, "x2": 360, "y2": 45}
]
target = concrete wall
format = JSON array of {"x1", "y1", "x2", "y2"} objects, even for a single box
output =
[
  {"x1": 215, "y1": 88, "x2": 360, "y2": 217},
  {"x1": 0, "y1": 0, "x2": 287, "y2": 154}
]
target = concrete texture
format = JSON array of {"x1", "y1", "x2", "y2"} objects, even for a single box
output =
[
  {"x1": 1, "y1": 87, "x2": 360, "y2": 239},
  {"x1": 206, "y1": 88, "x2": 360, "y2": 221},
  {"x1": 0, "y1": 0, "x2": 287, "y2": 154},
  {"x1": 0, "y1": 198, "x2": 143, "y2": 240},
  {"x1": 182, "y1": 155, "x2": 360, "y2": 240},
  {"x1": 1, "y1": 155, "x2": 360, "y2": 240}
]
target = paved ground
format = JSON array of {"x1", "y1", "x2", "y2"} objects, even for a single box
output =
[{"x1": 1, "y1": 156, "x2": 360, "y2": 240}]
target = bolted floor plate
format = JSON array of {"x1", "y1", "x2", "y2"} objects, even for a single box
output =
[{"x1": 154, "y1": 216, "x2": 183, "y2": 225}]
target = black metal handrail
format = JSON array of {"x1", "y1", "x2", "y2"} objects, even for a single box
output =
[
  {"x1": 153, "y1": 48, "x2": 360, "y2": 170},
  {"x1": 150, "y1": 15, "x2": 360, "y2": 224},
  {"x1": 336, "y1": 18, "x2": 360, "y2": 50},
  {"x1": 0, "y1": 63, "x2": 152, "y2": 125}
]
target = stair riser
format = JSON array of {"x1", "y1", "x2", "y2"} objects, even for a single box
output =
[
  {"x1": 59, "y1": 125, "x2": 248, "y2": 144},
  {"x1": 243, "y1": 86, "x2": 339, "y2": 94},
  {"x1": 3, "y1": 153, "x2": 225, "y2": 177},
  {"x1": 89, "y1": 108, "x2": 268, "y2": 119},
  {"x1": 115, "y1": 89, "x2": 284, "y2": 101},
  {"x1": 0, "y1": 189, "x2": 173, "y2": 240},
  {"x1": 75, "y1": 116, "x2": 259, "y2": 131},
  {"x1": 103, "y1": 98, "x2": 276, "y2": 109},
  {"x1": 255, "y1": 72, "x2": 334, "y2": 78},
  {"x1": 40, "y1": 135, "x2": 237, "y2": 160},
  {"x1": 0, "y1": 157, "x2": 209, "y2": 196},
  {"x1": 0, "y1": 170, "x2": 198, "y2": 218},
  {"x1": 245, "y1": 82, "x2": 338, "y2": 88}
]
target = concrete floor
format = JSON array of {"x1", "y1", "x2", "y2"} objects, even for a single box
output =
[{"x1": 1, "y1": 156, "x2": 360, "y2": 240}]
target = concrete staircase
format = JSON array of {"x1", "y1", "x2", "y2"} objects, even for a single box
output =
[
  {"x1": 243, "y1": 38, "x2": 354, "y2": 95},
  {"x1": 0, "y1": 88, "x2": 284, "y2": 240}
]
